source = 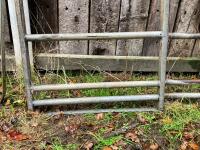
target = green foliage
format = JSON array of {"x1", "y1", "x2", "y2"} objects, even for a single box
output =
[
  {"x1": 160, "y1": 102, "x2": 200, "y2": 142},
  {"x1": 93, "y1": 134, "x2": 122, "y2": 150}
]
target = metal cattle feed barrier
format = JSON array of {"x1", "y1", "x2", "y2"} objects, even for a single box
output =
[{"x1": 6, "y1": 0, "x2": 200, "y2": 114}]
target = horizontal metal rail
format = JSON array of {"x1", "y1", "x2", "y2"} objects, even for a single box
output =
[
  {"x1": 25, "y1": 32, "x2": 200, "y2": 41},
  {"x1": 25, "y1": 31, "x2": 162, "y2": 41},
  {"x1": 170, "y1": 33, "x2": 200, "y2": 39},
  {"x1": 31, "y1": 81, "x2": 160, "y2": 91},
  {"x1": 33, "y1": 95, "x2": 159, "y2": 106},
  {"x1": 167, "y1": 80, "x2": 200, "y2": 85},
  {"x1": 48, "y1": 108, "x2": 159, "y2": 115},
  {"x1": 31, "y1": 80, "x2": 200, "y2": 92},
  {"x1": 33, "y1": 92, "x2": 200, "y2": 107},
  {"x1": 165, "y1": 93, "x2": 200, "y2": 99}
]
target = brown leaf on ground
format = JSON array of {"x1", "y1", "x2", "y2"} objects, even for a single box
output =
[
  {"x1": 137, "y1": 115, "x2": 147, "y2": 124},
  {"x1": 103, "y1": 147, "x2": 112, "y2": 150},
  {"x1": 64, "y1": 125, "x2": 78, "y2": 134},
  {"x1": 150, "y1": 143, "x2": 159, "y2": 150},
  {"x1": 31, "y1": 122, "x2": 39, "y2": 127},
  {"x1": 125, "y1": 132, "x2": 140, "y2": 143},
  {"x1": 84, "y1": 141, "x2": 94, "y2": 150},
  {"x1": 68, "y1": 80, "x2": 82, "y2": 97},
  {"x1": 116, "y1": 140, "x2": 127, "y2": 147},
  {"x1": 180, "y1": 141, "x2": 188, "y2": 150},
  {"x1": 7, "y1": 130, "x2": 29, "y2": 141},
  {"x1": 183, "y1": 132, "x2": 194, "y2": 140},
  {"x1": 188, "y1": 143, "x2": 199, "y2": 150},
  {"x1": 28, "y1": 111, "x2": 40, "y2": 117},
  {"x1": 0, "y1": 122, "x2": 11, "y2": 133},
  {"x1": 96, "y1": 113, "x2": 104, "y2": 120},
  {"x1": 71, "y1": 90, "x2": 82, "y2": 97},
  {"x1": 111, "y1": 145, "x2": 119, "y2": 150},
  {"x1": 0, "y1": 131, "x2": 6, "y2": 143}
]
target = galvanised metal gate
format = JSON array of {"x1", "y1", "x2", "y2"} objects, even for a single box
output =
[{"x1": 5, "y1": 0, "x2": 200, "y2": 114}]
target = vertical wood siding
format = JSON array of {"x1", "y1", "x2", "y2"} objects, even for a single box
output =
[
  {"x1": 89, "y1": 0, "x2": 121, "y2": 55},
  {"x1": 59, "y1": 0, "x2": 89, "y2": 54},
  {"x1": 4, "y1": 0, "x2": 200, "y2": 60},
  {"x1": 169, "y1": 0, "x2": 200, "y2": 57},
  {"x1": 116, "y1": 0, "x2": 150, "y2": 56}
]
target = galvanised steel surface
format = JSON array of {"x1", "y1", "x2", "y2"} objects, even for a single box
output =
[
  {"x1": 7, "y1": 0, "x2": 200, "y2": 114},
  {"x1": 0, "y1": 0, "x2": 6, "y2": 104},
  {"x1": 159, "y1": 0, "x2": 170, "y2": 110}
]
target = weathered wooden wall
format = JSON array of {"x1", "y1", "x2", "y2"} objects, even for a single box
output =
[
  {"x1": 59, "y1": 0, "x2": 89, "y2": 54},
  {"x1": 2, "y1": 0, "x2": 200, "y2": 72},
  {"x1": 4, "y1": 0, "x2": 200, "y2": 57}
]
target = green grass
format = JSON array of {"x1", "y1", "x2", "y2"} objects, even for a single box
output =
[
  {"x1": 1, "y1": 72, "x2": 200, "y2": 149},
  {"x1": 160, "y1": 102, "x2": 200, "y2": 142}
]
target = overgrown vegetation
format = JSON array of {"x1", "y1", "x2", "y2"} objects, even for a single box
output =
[{"x1": 0, "y1": 71, "x2": 200, "y2": 149}]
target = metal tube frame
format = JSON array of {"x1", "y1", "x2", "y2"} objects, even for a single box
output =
[
  {"x1": 8, "y1": 0, "x2": 200, "y2": 114},
  {"x1": 0, "y1": 0, "x2": 6, "y2": 104}
]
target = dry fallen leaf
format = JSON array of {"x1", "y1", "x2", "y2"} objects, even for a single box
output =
[
  {"x1": 180, "y1": 141, "x2": 188, "y2": 150},
  {"x1": 68, "y1": 80, "x2": 82, "y2": 97},
  {"x1": 0, "y1": 122, "x2": 11, "y2": 133},
  {"x1": 0, "y1": 131, "x2": 5, "y2": 144},
  {"x1": 96, "y1": 113, "x2": 104, "y2": 120},
  {"x1": 111, "y1": 145, "x2": 119, "y2": 150},
  {"x1": 31, "y1": 122, "x2": 39, "y2": 127},
  {"x1": 125, "y1": 132, "x2": 140, "y2": 143},
  {"x1": 150, "y1": 143, "x2": 159, "y2": 150},
  {"x1": 189, "y1": 143, "x2": 199, "y2": 150},
  {"x1": 103, "y1": 147, "x2": 112, "y2": 150},
  {"x1": 64, "y1": 125, "x2": 78, "y2": 134},
  {"x1": 183, "y1": 132, "x2": 194, "y2": 140},
  {"x1": 116, "y1": 140, "x2": 127, "y2": 147},
  {"x1": 137, "y1": 115, "x2": 147, "y2": 124},
  {"x1": 71, "y1": 90, "x2": 82, "y2": 97},
  {"x1": 84, "y1": 141, "x2": 94, "y2": 150},
  {"x1": 8, "y1": 130, "x2": 29, "y2": 141}
]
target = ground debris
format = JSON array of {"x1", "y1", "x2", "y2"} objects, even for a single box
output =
[
  {"x1": 7, "y1": 130, "x2": 29, "y2": 141},
  {"x1": 104, "y1": 122, "x2": 138, "y2": 138}
]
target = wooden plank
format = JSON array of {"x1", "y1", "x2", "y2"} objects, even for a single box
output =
[
  {"x1": 192, "y1": 40, "x2": 200, "y2": 57},
  {"x1": 89, "y1": 0, "x2": 121, "y2": 55},
  {"x1": 169, "y1": 0, "x2": 200, "y2": 57},
  {"x1": 35, "y1": 54, "x2": 200, "y2": 72},
  {"x1": 142, "y1": 0, "x2": 180, "y2": 56},
  {"x1": 59, "y1": 0, "x2": 89, "y2": 54},
  {"x1": 142, "y1": 0, "x2": 160, "y2": 56},
  {"x1": 116, "y1": 0, "x2": 150, "y2": 56}
]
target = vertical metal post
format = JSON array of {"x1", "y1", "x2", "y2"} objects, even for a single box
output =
[
  {"x1": 22, "y1": 0, "x2": 34, "y2": 68},
  {"x1": 21, "y1": 39, "x2": 33, "y2": 110},
  {"x1": 7, "y1": 0, "x2": 23, "y2": 69},
  {"x1": 159, "y1": 0, "x2": 170, "y2": 110},
  {"x1": 9, "y1": 0, "x2": 33, "y2": 110},
  {"x1": 0, "y1": 0, "x2": 6, "y2": 103}
]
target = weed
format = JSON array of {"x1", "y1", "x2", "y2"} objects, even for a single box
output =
[
  {"x1": 65, "y1": 144, "x2": 79, "y2": 150},
  {"x1": 93, "y1": 134, "x2": 122, "y2": 150},
  {"x1": 160, "y1": 102, "x2": 200, "y2": 142}
]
